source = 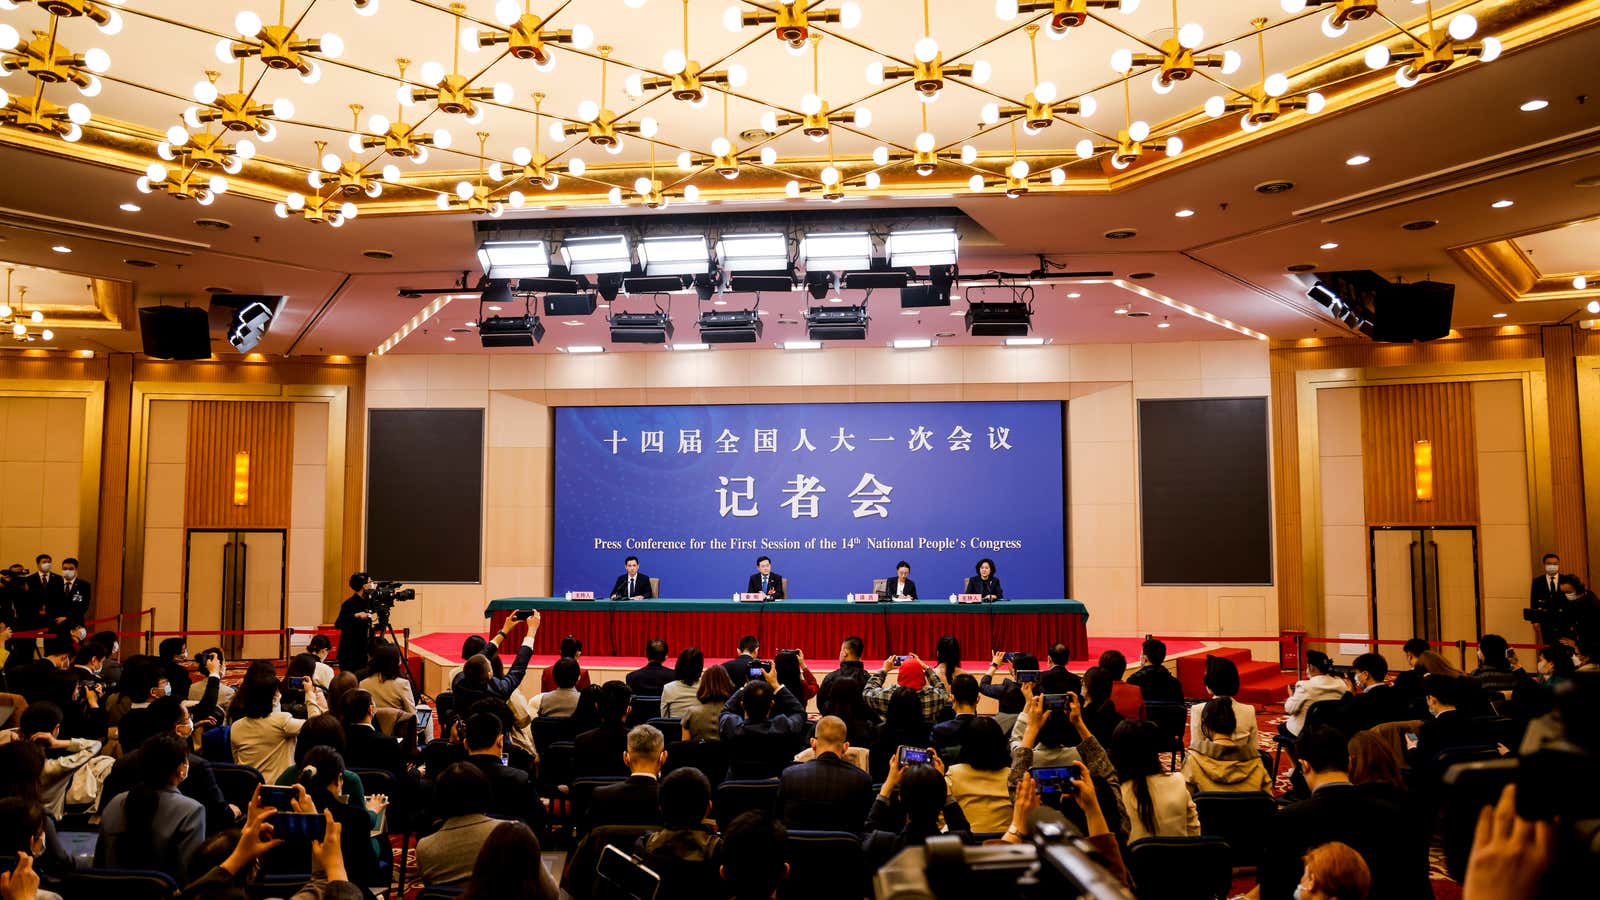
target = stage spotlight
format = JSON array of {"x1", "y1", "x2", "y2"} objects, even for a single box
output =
[
  {"x1": 697, "y1": 308, "x2": 762, "y2": 343},
  {"x1": 804, "y1": 304, "x2": 868, "y2": 341},
  {"x1": 480, "y1": 314, "x2": 547, "y2": 347},
  {"x1": 476, "y1": 239, "x2": 550, "y2": 278},
  {"x1": 610, "y1": 311, "x2": 674, "y2": 343},
  {"x1": 801, "y1": 232, "x2": 873, "y2": 272},
  {"x1": 638, "y1": 235, "x2": 710, "y2": 275},
  {"x1": 964, "y1": 301, "x2": 1032, "y2": 337},
  {"x1": 559, "y1": 234, "x2": 633, "y2": 274},
  {"x1": 886, "y1": 228, "x2": 958, "y2": 267},
  {"x1": 596, "y1": 273, "x2": 625, "y2": 302},
  {"x1": 717, "y1": 232, "x2": 790, "y2": 271},
  {"x1": 806, "y1": 272, "x2": 835, "y2": 300}
]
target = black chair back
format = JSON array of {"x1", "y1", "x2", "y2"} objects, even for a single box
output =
[
  {"x1": 209, "y1": 761, "x2": 265, "y2": 812},
  {"x1": 532, "y1": 715, "x2": 579, "y2": 753},
  {"x1": 1127, "y1": 836, "x2": 1232, "y2": 899},
  {"x1": 781, "y1": 830, "x2": 867, "y2": 900},
  {"x1": 572, "y1": 776, "x2": 628, "y2": 831},
  {"x1": 434, "y1": 690, "x2": 456, "y2": 732},
  {"x1": 627, "y1": 696, "x2": 662, "y2": 727},
  {"x1": 1193, "y1": 791, "x2": 1276, "y2": 867},
  {"x1": 712, "y1": 778, "x2": 781, "y2": 830},
  {"x1": 646, "y1": 717, "x2": 684, "y2": 744},
  {"x1": 1440, "y1": 758, "x2": 1517, "y2": 881},
  {"x1": 562, "y1": 825, "x2": 659, "y2": 900},
  {"x1": 662, "y1": 739, "x2": 728, "y2": 786},
  {"x1": 62, "y1": 869, "x2": 179, "y2": 900}
]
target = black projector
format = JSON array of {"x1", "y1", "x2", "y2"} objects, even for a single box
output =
[
  {"x1": 609, "y1": 312, "x2": 674, "y2": 344},
  {"x1": 805, "y1": 305, "x2": 868, "y2": 341},
  {"x1": 479, "y1": 315, "x2": 546, "y2": 347},
  {"x1": 697, "y1": 309, "x2": 762, "y2": 344},
  {"x1": 964, "y1": 301, "x2": 1032, "y2": 337}
]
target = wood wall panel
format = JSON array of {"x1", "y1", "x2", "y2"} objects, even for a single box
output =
[
  {"x1": 1359, "y1": 383, "x2": 1479, "y2": 525},
  {"x1": 185, "y1": 401, "x2": 295, "y2": 529},
  {"x1": 1272, "y1": 332, "x2": 1545, "y2": 371},
  {"x1": 96, "y1": 353, "x2": 132, "y2": 619},
  {"x1": 1270, "y1": 368, "x2": 1306, "y2": 629},
  {"x1": 1542, "y1": 326, "x2": 1589, "y2": 573}
]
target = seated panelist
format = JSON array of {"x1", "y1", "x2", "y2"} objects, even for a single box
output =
[
  {"x1": 747, "y1": 555, "x2": 785, "y2": 600},
  {"x1": 884, "y1": 560, "x2": 917, "y2": 600},
  {"x1": 964, "y1": 558, "x2": 1003, "y2": 602},
  {"x1": 609, "y1": 555, "x2": 654, "y2": 600}
]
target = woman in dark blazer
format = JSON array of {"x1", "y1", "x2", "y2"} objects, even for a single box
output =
[
  {"x1": 964, "y1": 558, "x2": 1003, "y2": 601},
  {"x1": 885, "y1": 561, "x2": 917, "y2": 600}
]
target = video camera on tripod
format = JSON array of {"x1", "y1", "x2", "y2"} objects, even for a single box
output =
[{"x1": 368, "y1": 580, "x2": 415, "y2": 623}]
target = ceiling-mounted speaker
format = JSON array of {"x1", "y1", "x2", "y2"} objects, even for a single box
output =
[
  {"x1": 543, "y1": 293, "x2": 598, "y2": 316},
  {"x1": 1373, "y1": 280, "x2": 1454, "y2": 343},
  {"x1": 139, "y1": 306, "x2": 212, "y2": 359}
]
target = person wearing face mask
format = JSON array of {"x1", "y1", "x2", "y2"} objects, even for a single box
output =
[
  {"x1": 1575, "y1": 635, "x2": 1600, "y2": 673},
  {"x1": 1549, "y1": 575, "x2": 1600, "y2": 646},
  {"x1": 1340, "y1": 653, "x2": 1409, "y2": 733},
  {"x1": 335, "y1": 572, "x2": 376, "y2": 673},
  {"x1": 1467, "y1": 634, "x2": 1531, "y2": 696},
  {"x1": 1528, "y1": 553, "x2": 1575, "y2": 644},
  {"x1": 50, "y1": 558, "x2": 90, "y2": 636},
  {"x1": 32, "y1": 554, "x2": 64, "y2": 621},
  {"x1": 1407, "y1": 674, "x2": 1492, "y2": 787}
]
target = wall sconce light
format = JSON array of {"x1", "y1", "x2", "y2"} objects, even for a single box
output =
[
  {"x1": 233, "y1": 450, "x2": 250, "y2": 506},
  {"x1": 1413, "y1": 440, "x2": 1433, "y2": 501}
]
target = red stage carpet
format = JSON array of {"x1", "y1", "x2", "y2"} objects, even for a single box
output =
[{"x1": 409, "y1": 632, "x2": 1208, "y2": 668}]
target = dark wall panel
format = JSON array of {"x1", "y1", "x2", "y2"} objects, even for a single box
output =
[
  {"x1": 1138, "y1": 398, "x2": 1272, "y2": 585},
  {"x1": 366, "y1": 409, "x2": 483, "y2": 583}
]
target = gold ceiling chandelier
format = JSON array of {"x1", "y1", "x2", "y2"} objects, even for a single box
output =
[
  {"x1": 1, "y1": 268, "x2": 53, "y2": 343},
  {"x1": 0, "y1": 0, "x2": 1537, "y2": 221}
]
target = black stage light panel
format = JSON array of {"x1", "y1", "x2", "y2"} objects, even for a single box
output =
[
  {"x1": 964, "y1": 301, "x2": 1032, "y2": 337},
  {"x1": 479, "y1": 315, "x2": 546, "y2": 347},
  {"x1": 843, "y1": 270, "x2": 909, "y2": 290},
  {"x1": 804, "y1": 305, "x2": 868, "y2": 341},
  {"x1": 610, "y1": 311, "x2": 674, "y2": 344},
  {"x1": 624, "y1": 275, "x2": 690, "y2": 294},
  {"x1": 697, "y1": 309, "x2": 762, "y2": 344},
  {"x1": 729, "y1": 273, "x2": 795, "y2": 293}
]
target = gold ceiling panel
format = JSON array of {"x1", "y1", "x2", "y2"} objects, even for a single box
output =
[
  {"x1": 0, "y1": 0, "x2": 1589, "y2": 220},
  {"x1": 1451, "y1": 218, "x2": 1600, "y2": 306}
]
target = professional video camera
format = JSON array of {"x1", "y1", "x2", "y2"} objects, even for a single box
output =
[
  {"x1": 874, "y1": 809, "x2": 1133, "y2": 900},
  {"x1": 368, "y1": 580, "x2": 415, "y2": 622}
]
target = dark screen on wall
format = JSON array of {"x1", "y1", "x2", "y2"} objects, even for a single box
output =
[{"x1": 365, "y1": 409, "x2": 484, "y2": 583}]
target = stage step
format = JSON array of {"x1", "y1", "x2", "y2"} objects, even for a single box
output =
[{"x1": 1175, "y1": 646, "x2": 1294, "y2": 707}]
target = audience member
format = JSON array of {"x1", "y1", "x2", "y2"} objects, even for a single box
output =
[
  {"x1": 1284, "y1": 650, "x2": 1350, "y2": 736},
  {"x1": 416, "y1": 763, "x2": 500, "y2": 887},
  {"x1": 772, "y1": 650, "x2": 818, "y2": 705},
  {"x1": 1390, "y1": 638, "x2": 1433, "y2": 710},
  {"x1": 462, "y1": 712, "x2": 541, "y2": 826},
  {"x1": 587, "y1": 724, "x2": 667, "y2": 828},
  {"x1": 292, "y1": 745, "x2": 381, "y2": 887},
  {"x1": 1180, "y1": 688, "x2": 1273, "y2": 794},
  {"x1": 661, "y1": 648, "x2": 704, "y2": 718},
  {"x1": 91, "y1": 630, "x2": 123, "y2": 688},
  {"x1": 230, "y1": 662, "x2": 319, "y2": 783},
  {"x1": 719, "y1": 812, "x2": 787, "y2": 900},
  {"x1": 683, "y1": 664, "x2": 735, "y2": 742},
  {"x1": 157, "y1": 638, "x2": 192, "y2": 700},
  {"x1": 929, "y1": 673, "x2": 980, "y2": 758},
  {"x1": 1188, "y1": 655, "x2": 1260, "y2": 750},
  {"x1": 460, "y1": 821, "x2": 559, "y2": 900},
  {"x1": 574, "y1": 681, "x2": 634, "y2": 778},
  {"x1": 862, "y1": 754, "x2": 971, "y2": 866},
  {"x1": 1079, "y1": 667, "x2": 1124, "y2": 745},
  {"x1": 96, "y1": 732, "x2": 205, "y2": 883},
  {"x1": 720, "y1": 635, "x2": 763, "y2": 687},
  {"x1": 1343, "y1": 653, "x2": 1409, "y2": 733},
  {"x1": 15, "y1": 702, "x2": 101, "y2": 817},
  {"x1": 1126, "y1": 639, "x2": 1185, "y2": 704},
  {"x1": 777, "y1": 715, "x2": 873, "y2": 831},
  {"x1": 306, "y1": 634, "x2": 336, "y2": 689},
  {"x1": 188, "y1": 647, "x2": 232, "y2": 717},
  {"x1": 101, "y1": 695, "x2": 235, "y2": 833},
  {"x1": 1297, "y1": 842, "x2": 1372, "y2": 900},
  {"x1": 1573, "y1": 635, "x2": 1599, "y2": 673},
  {"x1": 0, "y1": 798, "x2": 60, "y2": 900},
  {"x1": 1110, "y1": 719, "x2": 1198, "y2": 842},
  {"x1": 634, "y1": 768, "x2": 723, "y2": 900},
  {"x1": 720, "y1": 673, "x2": 807, "y2": 778},
  {"x1": 817, "y1": 635, "x2": 869, "y2": 709},
  {"x1": 325, "y1": 670, "x2": 359, "y2": 721},
  {"x1": 868, "y1": 685, "x2": 934, "y2": 782},
  {"x1": 281, "y1": 654, "x2": 328, "y2": 721},
  {"x1": 1409, "y1": 674, "x2": 1492, "y2": 783},
  {"x1": 1534, "y1": 643, "x2": 1575, "y2": 687},
  {"x1": 1258, "y1": 726, "x2": 1430, "y2": 900},
  {"x1": 358, "y1": 642, "x2": 416, "y2": 719},
  {"x1": 1097, "y1": 650, "x2": 1146, "y2": 719},
  {"x1": 818, "y1": 675, "x2": 879, "y2": 749},
  {"x1": 534, "y1": 657, "x2": 584, "y2": 718},
  {"x1": 1008, "y1": 669, "x2": 1085, "y2": 768},
  {"x1": 980, "y1": 651, "x2": 1033, "y2": 734},
  {"x1": 1470, "y1": 634, "x2": 1529, "y2": 695},
  {"x1": 933, "y1": 634, "x2": 966, "y2": 688},
  {"x1": 0, "y1": 742, "x2": 73, "y2": 879},
  {"x1": 539, "y1": 634, "x2": 592, "y2": 693},
  {"x1": 863, "y1": 654, "x2": 948, "y2": 722},
  {"x1": 11, "y1": 637, "x2": 74, "y2": 710},
  {"x1": 183, "y1": 789, "x2": 357, "y2": 900},
  {"x1": 1346, "y1": 731, "x2": 1407, "y2": 806},
  {"x1": 338, "y1": 689, "x2": 417, "y2": 807},
  {"x1": 942, "y1": 716, "x2": 1014, "y2": 834},
  {"x1": 626, "y1": 639, "x2": 677, "y2": 698},
  {"x1": 453, "y1": 612, "x2": 540, "y2": 711},
  {"x1": 1045, "y1": 643, "x2": 1085, "y2": 695}
]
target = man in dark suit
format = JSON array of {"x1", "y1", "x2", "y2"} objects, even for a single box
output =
[
  {"x1": 1259, "y1": 727, "x2": 1431, "y2": 899},
  {"x1": 462, "y1": 712, "x2": 543, "y2": 827},
  {"x1": 31, "y1": 554, "x2": 64, "y2": 617},
  {"x1": 573, "y1": 681, "x2": 633, "y2": 779},
  {"x1": 721, "y1": 635, "x2": 763, "y2": 687},
  {"x1": 52, "y1": 557, "x2": 91, "y2": 633},
  {"x1": 1530, "y1": 553, "x2": 1573, "y2": 643},
  {"x1": 746, "y1": 555, "x2": 785, "y2": 600},
  {"x1": 883, "y1": 561, "x2": 917, "y2": 600},
  {"x1": 13, "y1": 636, "x2": 75, "y2": 708},
  {"x1": 335, "y1": 572, "x2": 374, "y2": 673},
  {"x1": 626, "y1": 639, "x2": 676, "y2": 698},
  {"x1": 1342, "y1": 652, "x2": 1410, "y2": 734},
  {"x1": 1409, "y1": 674, "x2": 1493, "y2": 785},
  {"x1": 341, "y1": 688, "x2": 415, "y2": 787},
  {"x1": 818, "y1": 636, "x2": 870, "y2": 710},
  {"x1": 101, "y1": 696, "x2": 237, "y2": 834},
  {"x1": 610, "y1": 555, "x2": 654, "y2": 600},
  {"x1": 1126, "y1": 639, "x2": 1185, "y2": 704},
  {"x1": 929, "y1": 674, "x2": 980, "y2": 760},
  {"x1": 587, "y1": 723, "x2": 667, "y2": 829},
  {"x1": 778, "y1": 715, "x2": 872, "y2": 831},
  {"x1": 720, "y1": 672, "x2": 808, "y2": 779},
  {"x1": 1389, "y1": 637, "x2": 1432, "y2": 716}
]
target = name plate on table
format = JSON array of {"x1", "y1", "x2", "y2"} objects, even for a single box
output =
[
  {"x1": 736, "y1": 593, "x2": 769, "y2": 603},
  {"x1": 954, "y1": 593, "x2": 984, "y2": 604},
  {"x1": 847, "y1": 593, "x2": 881, "y2": 604},
  {"x1": 564, "y1": 591, "x2": 595, "y2": 601}
]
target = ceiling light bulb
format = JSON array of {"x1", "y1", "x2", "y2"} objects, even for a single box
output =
[
  {"x1": 675, "y1": 183, "x2": 696, "y2": 202},
  {"x1": 606, "y1": 138, "x2": 625, "y2": 154},
  {"x1": 608, "y1": 186, "x2": 623, "y2": 204},
  {"x1": 1395, "y1": 65, "x2": 1419, "y2": 88},
  {"x1": 493, "y1": 0, "x2": 521, "y2": 26},
  {"x1": 436, "y1": 193, "x2": 451, "y2": 210},
  {"x1": 286, "y1": 190, "x2": 305, "y2": 209},
  {"x1": 1151, "y1": 77, "x2": 1174, "y2": 95},
  {"x1": 971, "y1": 60, "x2": 992, "y2": 84},
  {"x1": 215, "y1": 38, "x2": 236, "y2": 64},
  {"x1": 145, "y1": 161, "x2": 167, "y2": 182},
  {"x1": 1220, "y1": 50, "x2": 1243, "y2": 74},
  {"x1": 319, "y1": 31, "x2": 344, "y2": 59},
  {"x1": 157, "y1": 141, "x2": 174, "y2": 160},
  {"x1": 723, "y1": 6, "x2": 743, "y2": 31},
  {"x1": 623, "y1": 74, "x2": 645, "y2": 98},
  {"x1": 914, "y1": 37, "x2": 940, "y2": 63},
  {"x1": 83, "y1": 47, "x2": 111, "y2": 74},
  {"x1": 339, "y1": 201, "x2": 357, "y2": 219},
  {"x1": 577, "y1": 99, "x2": 600, "y2": 122},
  {"x1": 1076, "y1": 139, "x2": 1094, "y2": 159},
  {"x1": 194, "y1": 80, "x2": 219, "y2": 104},
  {"x1": 968, "y1": 174, "x2": 985, "y2": 192},
  {"x1": 0, "y1": 23, "x2": 15, "y2": 48},
  {"x1": 1204, "y1": 95, "x2": 1226, "y2": 118},
  {"x1": 1574, "y1": 275, "x2": 1587, "y2": 290},
  {"x1": 914, "y1": 131, "x2": 936, "y2": 154},
  {"x1": 362, "y1": 113, "x2": 390, "y2": 136},
  {"x1": 382, "y1": 163, "x2": 400, "y2": 182},
  {"x1": 65, "y1": 124, "x2": 83, "y2": 143},
  {"x1": 839, "y1": 1, "x2": 862, "y2": 28},
  {"x1": 40, "y1": 328, "x2": 52, "y2": 341},
  {"x1": 487, "y1": 161, "x2": 504, "y2": 181},
  {"x1": 1320, "y1": 13, "x2": 1348, "y2": 39},
  {"x1": 78, "y1": 74, "x2": 102, "y2": 98},
  {"x1": 1111, "y1": 48, "x2": 1134, "y2": 73},
  {"x1": 308, "y1": 169, "x2": 324, "y2": 188},
  {"x1": 431, "y1": 127, "x2": 452, "y2": 149},
  {"x1": 396, "y1": 83, "x2": 416, "y2": 107},
  {"x1": 99, "y1": 9, "x2": 123, "y2": 35},
  {"x1": 564, "y1": 22, "x2": 592, "y2": 50},
  {"x1": 663, "y1": 49, "x2": 688, "y2": 75},
  {"x1": 865, "y1": 61, "x2": 885, "y2": 85},
  {"x1": 259, "y1": 121, "x2": 278, "y2": 143},
  {"x1": 864, "y1": 171, "x2": 881, "y2": 190},
  {"x1": 273, "y1": 97, "x2": 295, "y2": 119},
  {"x1": 979, "y1": 102, "x2": 1000, "y2": 125},
  {"x1": 209, "y1": 174, "x2": 228, "y2": 194},
  {"x1": 1448, "y1": 13, "x2": 1477, "y2": 41},
  {"x1": 1128, "y1": 120, "x2": 1150, "y2": 142},
  {"x1": 1282, "y1": 0, "x2": 1308, "y2": 10},
  {"x1": 1364, "y1": 45, "x2": 1390, "y2": 69},
  {"x1": 996, "y1": 0, "x2": 1019, "y2": 17},
  {"x1": 299, "y1": 61, "x2": 322, "y2": 84},
  {"x1": 464, "y1": 106, "x2": 485, "y2": 125},
  {"x1": 12, "y1": 323, "x2": 24, "y2": 337},
  {"x1": 800, "y1": 93, "x2": 822, "y2": 116},
  {"x1": 1009, "y1": 159, "x2": 1029, "y2": 179},
  {"x1": 722, "y1": 63, "x2": 748, "y2": 88},
  {"x1": 488, "y1": 81, "x2": 512, "y2": 104},
  {"x1": 420, "y1": 60, "x2": 445, "y2": 86},
  {"x1": 1239, "y1": 112, "x2": 1262, "y2": 132},
  {"x1": 508, "y1": 190, "x2": 525, "y2": 207},
  {"x1": 702, "y1": 136, "x2": 729, "y2": 159},
  {"x1": 67, "y1": 103, "x2": 94, "y2": 126},
  {"x1": 820, "y1": 165, "x2": 840, "y2": 186},
  {"x1": 235, "y1": 10, "x2": 263, "y2": 37},
  {"x1": 759, "y1": 146, "x2": 777, "y2": 166},
  {"x1": 760, "y1": 110, "x2": 779, "y2": 133},
  {"x1": 785, "y1": 180, "x2": 800, "y2": 198},
  {"x1": 670, "y1": 150, "x2": 691, "y2": 171},
  {"x1": 321, "y1": 152, "x2": 342, "y2": 172},
  {"x1": 853, "y1": 107, "x2": 872, "y2": 127},
  {"x1": 1264, "y1": 72, "x2": 1290, "y2": 98},
  {"x1": 355, "y1": 0, "x2": 379, "y2": 16},
  {"x1": 365, "y1": 180, "x2": 383, "y2": 197},
  {"x1": 1306, "y1": 91, "x2": 1326, "y2": 114},
  {"x1": 1165, "y1": 136, "x2": 1183, "y2": 156},
  {"x1": 454, "y1": 180, "x2": 472, "y2": 199},
  {"x1": 568, "y1": 156, "x2": 586, "y2": 176},
  {"x1": 136, "y1": 177, "x2": 152, "y2": 193},
  {"x1": 1479, "y1": 37, "x2": 1502, "y2": 62},
  {"x1": 633, "y1": 176, "x2": 653, "y2": 196},
  {"x1": 640, "y1": 116, "x2": 659, "y2": 138},
  {"x1": 1034, "y1": 80, "x2": 1058, "y2": 104},
  {"x1": 1177, "y1": 23, "x2": 1204, "y2": 49},
  {"x1": 231, "y1": 139, "x2": 255, "y2": 161},
  {"x1": 180, "y1": 106, "x2": 202, "y2": 129},
  {"x1": 548, "y1": 122, "x2": 567, "y2": 143},
  {"x1": 624, "y1": 0, "x2": 646, "y2": 7},
  {"x1": 1121, "y1": 0, "x2": 1140, "y2": 12}
]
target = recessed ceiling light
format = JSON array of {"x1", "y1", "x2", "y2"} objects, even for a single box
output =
[
  {"x1": 1174, "y1": 209, "x2": 1195, "y2": 218},
  {"x1": 828, "y1": 296, "x2": 844, "y2": 303},
  {"x1": 713, "y1": 298, "x2": 727, "y2": 306},
  {"x1": 891, "y1": 338, "x2": 933, "y2": 349},
  {"x1": 1491, "y1": 199, "x2": 1514, "y2": 208},
  {"x1": 464, "y1": 321, "x2": 477, "y2": 327},
  {"x1": 900, "y1": 309, "x2": 919, "y2": 316},
  {"x1": 1287, "y1": 263, "x2": 1317, "y2": 272},
  {"x1": 780, "y1": 340, "x2": 821, "y2": 350},
  {"x1": 443, "y1": 335, "x2": 456, "y2": 342},
  {"x1": 935, "y1": 331, "x2": 956, "y2": 338},
  {"x1": 363, "y1": 249, "x2": 395, "y2": 260},
  {"x1": 563, "y1": 345, "x2": 605, "y2": 353},
  {"x1": 1156, "y1": 320, "x2": 1172, "y2": 329},
  {"x1": 1320, "y1": 242, "x2": 1340, "y2": 250},
  {"x1": 1067, "y1": 292, "x2": 1081, "y2": 298},
  {"x1": 1492, "y1": 312, "x2": 1509, "y2": 318},
  {"x1": 1255, "y1": 180, "x2": 1295, "y2": 194},
  {"x1": 1345, "y1": 154, "x2": 1371, "y2": 166},
  {"x1": 670, "y1": 343, "x2": 710, "y2": 352},
  {"x1": 51, "y1": 245, "x2": 71, "y2": 253},
  {"x1": 124, "y1": 259, "x2": 157, "y2": 268},
  {"x1": 1128, "y1": 272, "x2": 1155, "y2": 280},
  {"x1": 193, "y1": 218, "x2": 231, "y2": 231},
  {"x1": 1520, "y1": 99, "x2": 1549, "y2": 112},
  {"x1": 948, "y1": 309, "x2": 964, "y2": 316},
  {"x1": 562, "y1": 320, "x2": 585, "y2": 326},
  {"x1": 1003, "y1": 337, "x2": 1047, "y2": 346},
  {"x1": 1113, "y1": 306, "x2": 1130, "y2": 316},
  {"x1": 487, "y1": 305, "x2": 502, "y2": 311},
  {"x1": 1104, "y1": 228, "x2": 1138, "y2": 240},
  {"x1": 757, "y1": 310, "x2": 769, "y2": 316},
  {"x1": 119, "y1": 203, "x2": 141, "y2": 212}
]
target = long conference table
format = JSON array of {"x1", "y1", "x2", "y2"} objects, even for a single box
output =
[{"x1": 484, "y1": 597, "x2": 1089, "y2": 660}]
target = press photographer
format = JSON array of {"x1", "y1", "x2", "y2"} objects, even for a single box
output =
[{"x1": 334, "y1": 573, "x2": 376, "y2": 673}]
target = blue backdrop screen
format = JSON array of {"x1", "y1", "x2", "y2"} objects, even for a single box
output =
[{"x1": 553, "y1": 401, "x2": 1066, "y2": 599}]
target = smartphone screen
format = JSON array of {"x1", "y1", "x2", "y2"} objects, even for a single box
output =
[
  {"x1": 899, "y1": 746, "x2": 931, "y2": 765},
  {"x1": 1030, "y1": 766, "x2": 1080, "y2": 797},
  {"x1": 749, "y1": 667, "x2": 765, "y2": 679},
  {"x1": 1405, "y1": 732, "x2": 1419, "y2": 750},
  {"x1": 1002, "y1": 652, "x2": 1016, "y2": 663},
  {"x1": 1016, "y1": 669, "x2": 1040, "y2": 684},
  {"x1": 597, "y1": 845, "x2": 661, "y2": 900},
  {"x1": 284, "y1": 676, "x2": 304, "y2": 690},
  {"x1": 258, "y1": 785, "x2": 298, "y2": 811},
  {"x1": 0, "y1": 855, "x2": 18, "y2": 877},
  {"x1": 1042, "y1": 693, "x2": 1068, "y2": 712},
  {"x1": 271, "y1": 811, "x2": 327, "y2": 841}
]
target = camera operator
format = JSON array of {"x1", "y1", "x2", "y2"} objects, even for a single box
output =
[{"x1": 335, "y1": 573, "x2": 376, "y2": 674}]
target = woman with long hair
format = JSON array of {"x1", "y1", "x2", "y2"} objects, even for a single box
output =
[
  {"x1": 772, "y1": 650, "x2": 818, "y2": 705},
  {"x1": 868, "y1": 686, "x2": 932, "y2": 782},
  {"x1": 933, "y1": 635, "x2": 964, "y2": 689},
  {"x1": 359, "y1": 642, "x2": 416, "y2": 718},
  {"x1": 96, "y1": 733, "x2": 205, "y2": 883},
  {"x1": 661, "y1": 647, "x2": 704, "y2": 719},
  {"x1": 1187, "y1": 655, "x2": 1260, "y2": 750},
  {"x1": 819, "y1": 676, "x2": 879, "y2": 748},
  {"x1": 230, "y1": 661, "x2": 322, "y2": 783},
  {"x1": 1109, "y1": 720, "x2": 1199, "y2": 842},
  {"x1": 943, "y1": 717, "x2": 1014, "y2": 834},
  {"x1": 294, "y1": 745, "x2": 381, "y2": 888},
  {"x1": 462, "y1": 821, "x2": 559, "y2": 900},
  {"x1": 683, "y1": 664, "x2": 736, "y2": 742}
]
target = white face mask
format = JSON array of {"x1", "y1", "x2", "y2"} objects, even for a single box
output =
[
  {"x1": 63, "y1": 569, "x2": 75, "y2": 579},
  {"x1": 1565, "y1": 592, "x2": 1579, "y2": 601},
  {"x1": 38, "y1": 562, "x2": 51, "y2": 573},
  {"x1": 1546, "y1": 564, "x2": 1561, "y2": 575}
]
